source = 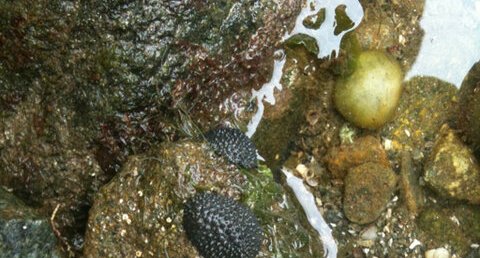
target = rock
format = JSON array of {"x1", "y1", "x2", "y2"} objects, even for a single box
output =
[
  {"x1": 399, "y1": 151, "x2": 425, "y2": 216},
  {"x1": 84, "y1": 140, "x2": 326, "y2": 257},
  {"x1": 353, "y1": 1, "x2": 424, "y2": 71},
  {"x1": 465, "y1": 248, "x2": 480, "y2": 258},
  {"x1": 334, "y1": 50, "x2": 403, "y2": 129},
  {"x1": 381, "y1": 77, "x2": 457, "y2": 155},
  {"x1": 325, "y1": 136, "x2": 390, "y2": 179},
  {"x1": 424, "y1": 125, "x2": 480, "y2": 204},
  {"x1": 425, "y1": 247, "x2": 450, "y2": 258},
  {"x1": 453, "y1": 205, "x2": 480, "y2": 244},
  {"x1": 0, "y1": 0, "x2": 302, "y2": 254},
  {"x1": 0, "y1": 0, "x2": 302, "y2": 130},
  {"x1": 457, "y1": 61, "x2": 480, "y2": 156},
  {"x1": 0, "y1": 97, "x2": 108, "y2": 252},
  {"x1": 417, "y1": 208, "x2": 471, "y2": 256},
  {"x1": 0, "y1": 188, "x2": 62, "y2": 257},
  {"x1": 343, "y1": 162, "x2": 397, "y2": 224},
  {"x1": 251, "y1": 46, "x2": 319, "y2": 170},
  {"x1": 83, "y1": 141, "x2": 247, "y2": 257}
]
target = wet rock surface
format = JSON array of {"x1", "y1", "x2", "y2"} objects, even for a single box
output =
[
  {"x1": 0, "y1": 96, "x2": 108, "y2": 253},
  {"x1": 84, "y1": 141, "x2": 325, "y2": 257},
  {"x1": 343, "y1": 162, "x2": 398, "y2": 225},
  {"x1": 0, "y1": 0, "x2": 303, "y2": 255},
  {"x1": 0, "y1": 188, "x2": 62, "y2": 258},
  {"x1": 252, "y1": 45, "x2": 331, "y2": 170},
  {"x1": 1, "y1": 0, "x2": 480, "y2": 257},
  {"x1": 417, "y1": 207, "x2": 473, "y2": 256},
  {"x1": 79, "y1": 0, "x2": 302, "y2": 128},
  {"x1": 83, "y1": 141, "x2": 246, "y2": 257},
  {"x1": 424, "y1": 125, "x2": 480, "y2": 204},
  {"x1": 381, "y1": 77, "x2": 457, "y2": 157},
  {"x1": 355, "y1": 0, "x2": 424, "y2": 71}
]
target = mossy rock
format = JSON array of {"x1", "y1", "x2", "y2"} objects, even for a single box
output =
[{"x1": 417, "y1": 207, "x2": 471, "y2": 256}]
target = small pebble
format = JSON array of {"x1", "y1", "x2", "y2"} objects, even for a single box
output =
[{"x1": 425, "y1": 247, "x2": 451, "y2": 258}]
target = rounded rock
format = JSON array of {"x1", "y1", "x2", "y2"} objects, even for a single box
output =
[
  {"x1": 457, "y1": 61, "x2": 480, "y2": 156},
  {"x1": 343, "y1": 162, "x2": 397, "y2": 224},
  {"x1": 334, "y1": 50, "x2": 403, "y2": 129},
  {"x1": 183, "y1": 192, "x2": 262, "y2": 258}
]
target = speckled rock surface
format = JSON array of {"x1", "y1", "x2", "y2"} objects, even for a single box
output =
[
  {"x1": 343, "y1": 162, "x2": 398, "y2": 224},
  {"x1": 0, "y1": 188, "x2": 62, "y2": 258},
  {"x1": 424, "y1": 125, "x2": 480, "y2": 204},
  {"x1": 381, "y1": 77, "x2": 457, "y2": 157},
  {"x1": 83, "y1": 141, "x2": 246, "y2": 257},
  {"x1": 251, "y1": 46, "x2": 327, "y2": 170},
  {"x1": 325, "y1": 136, "x2": 390, "y2": 179}
]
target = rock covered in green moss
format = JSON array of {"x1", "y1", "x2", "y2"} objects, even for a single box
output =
[
  {"x1": 183, "y1": 192, "x2": 262, "y2": 258},
  {"x1": 343, "y1": 162, "x2": 398, "y2": 224},
  {"x1": 424, "y1": 125, "x2": 480, "y2": 204},
  {"x1": 334, "y1": 50, "x2": 403, "y2": 129},
  {"x1": 417, "y1": 208, "x2": 471, "y2": 256}
]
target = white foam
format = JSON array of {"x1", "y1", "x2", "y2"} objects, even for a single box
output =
[
  {"x1": 282, "y1": 168, "x2": 338, "y2": 258},
  {"x1": 282, "y1": 0, "x2": 364, "y2": 58},
  {"x1": 406, "y1": 0, "x2": 480, "y2": 88},
  {"x1": 246, "y1": 50, "x2": 286, "y2": 138}
]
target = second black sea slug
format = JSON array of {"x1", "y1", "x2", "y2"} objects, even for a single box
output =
[{"x1": 183, "y1": 192, "x2": 262, "y2": 258}]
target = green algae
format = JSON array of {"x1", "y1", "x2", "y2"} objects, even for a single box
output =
[
  {"x1": 334, "y1": 5, "x2": 355, "y2": 35},
  {"x1": 242, "y1": 165, "x2": 325, "y2": 257},
  {"x1": 302, "y1": 8, "x2": 326, "y2": 30},
  {"x1": 284, "y1": 34, "x2": 320, "y2": 56}
]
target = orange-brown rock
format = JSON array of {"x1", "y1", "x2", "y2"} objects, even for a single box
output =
[{"x1": 325, "y1": 136, "x2": 390, "y2": 179}]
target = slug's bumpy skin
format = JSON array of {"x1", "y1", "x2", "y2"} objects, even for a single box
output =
[
  {"x1": 183, "y1": 192, "x2": 262, "y2": 258},
  {"x1": 205, "y1": 127, "x2": 257, "y2": 168}
]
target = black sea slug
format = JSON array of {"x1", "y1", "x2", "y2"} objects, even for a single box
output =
[
  {"x1": 183, "y1": 192, "x2": 262, "y2": 258},
  {"x1": 205, "y1": 127, "x2": 257, "y2": 168}
]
